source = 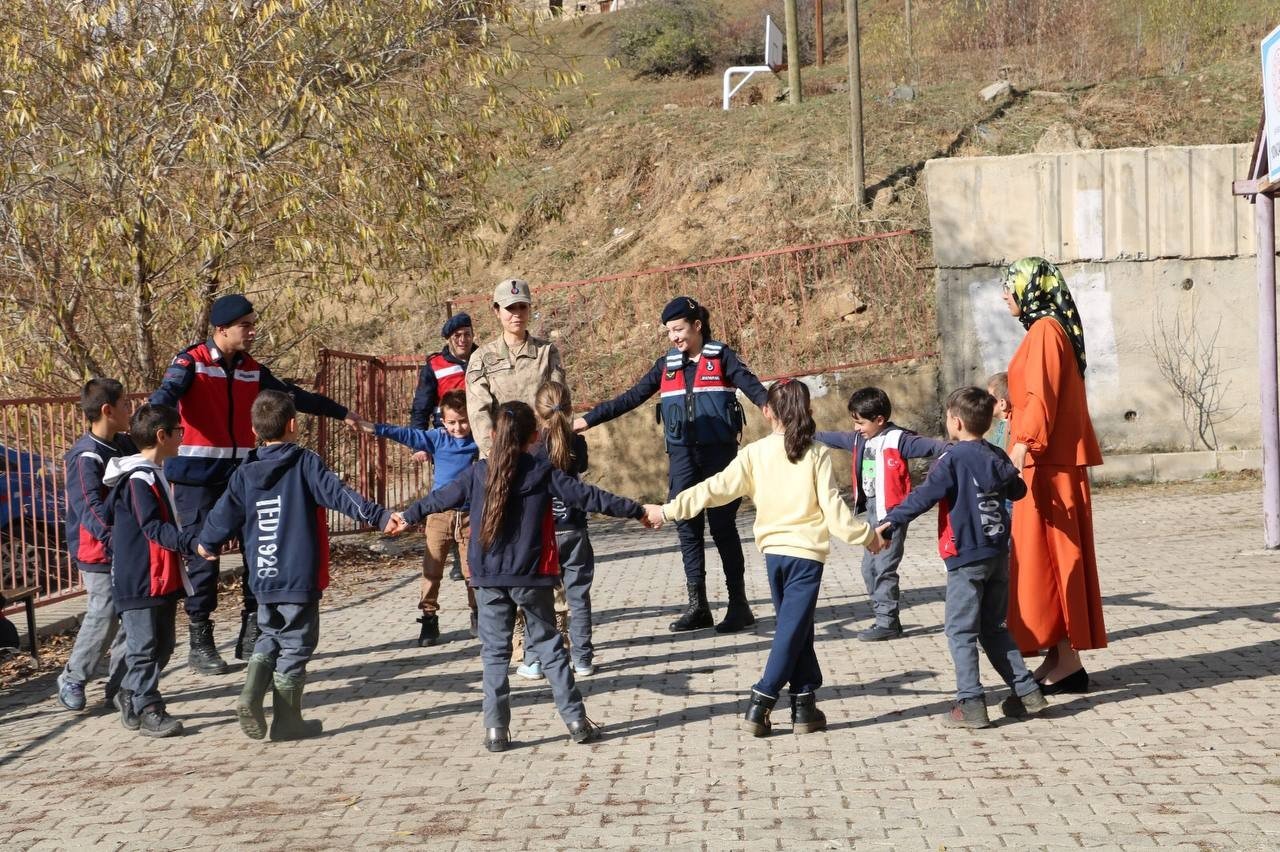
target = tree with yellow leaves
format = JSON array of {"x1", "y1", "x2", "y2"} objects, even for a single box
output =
[{"x1": 0, "y1": 0, "x2": 568, "y2": 393}]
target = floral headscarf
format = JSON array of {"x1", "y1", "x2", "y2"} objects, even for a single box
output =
[{"x1": 1002, "y1": 257, "x2": 1086, "y2": 375}]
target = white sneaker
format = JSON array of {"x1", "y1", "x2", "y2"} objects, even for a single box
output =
[
  {"x1": 572, "y1": 661, "x2": 595, "y2": 677},
  {"x1": 515, "y1": 660, "x2": 544, "y2": 680}
]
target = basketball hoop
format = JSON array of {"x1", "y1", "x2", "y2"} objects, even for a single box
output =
[{"x1": 722, "y1": 15, "x2": 784, "y2": 110}]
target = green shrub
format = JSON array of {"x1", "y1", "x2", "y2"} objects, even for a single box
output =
[{"x1": 609, "y1": 0, "x2": 720, "y2": 78}]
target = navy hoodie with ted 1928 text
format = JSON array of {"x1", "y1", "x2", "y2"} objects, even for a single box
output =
[
  {"x1": 103, "y1": 455, "x2": 197, "y2": 612},
  {"x1": 198, "y1": 443, "x2": 391, "y2": 605},
  {"x1": 879, "y1": 440, "x2": 1027, "y2": 570},
  {"x1": 403, "y1": 453, "x2": 643, "y2": 588}
]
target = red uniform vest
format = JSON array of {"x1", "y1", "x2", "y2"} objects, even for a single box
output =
[
  {"x1": 427, "y1": 352, "x2": 467, "y2": 397},
  {"x1": 657, "y1": 342, "x2": 741, "y2": 446},
  {"x1": 176, "y1": 343, "x2": 262, "y2": 463}
]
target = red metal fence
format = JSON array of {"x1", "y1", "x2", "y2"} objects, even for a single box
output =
[{"x1": 0, "y1": 393, "x2": 149, "y2": 612}]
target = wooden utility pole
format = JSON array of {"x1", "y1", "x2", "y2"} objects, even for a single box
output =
[
  {"x1": 815, "y1": 0, "x2": 825, "y2": 66},
  {"x1": 784, "y1": 0, "x2": 802, "y2": 104},
  {"x1": 905, "y1": 0, "x2": 915, "y2": 81},
  {"x1": 846, "y1": 0, "x2": 865, "y2": 205}
]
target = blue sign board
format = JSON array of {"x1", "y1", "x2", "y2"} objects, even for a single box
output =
[{"x1": 1264, "y1": 24, "x2": 1280, "y2": 182}]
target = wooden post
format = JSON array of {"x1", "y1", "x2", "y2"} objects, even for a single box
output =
[
  {"x1": 905, "y1": 0, "x2": 914, "y2": 80},
  {"x1": 815, "y1": 0, "x2": 825, "y2": 66},
  {"x1": 845, "y1": 0, "x2": 864, "y2": 205},
  {"x1": 785, "y1": 0, "x2": 802, "y2": 104}
]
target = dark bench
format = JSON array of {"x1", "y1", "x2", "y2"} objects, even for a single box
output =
[{"x1": 1, "y1": 585, "x2": 38, "y2": 660}]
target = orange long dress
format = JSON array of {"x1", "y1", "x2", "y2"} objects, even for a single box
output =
[{"x1": 1007, "y1": 317, "x2": 1107, "y2": 654}]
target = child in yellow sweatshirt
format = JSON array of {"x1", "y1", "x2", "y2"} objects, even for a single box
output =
[{"x1": 649, "y1": 379, "x2": 884, "y2": 736}]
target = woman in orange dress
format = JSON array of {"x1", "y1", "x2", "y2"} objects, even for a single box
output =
[{"x1": 1001, "y1": 257, "x2": 1106, "y2": 694}]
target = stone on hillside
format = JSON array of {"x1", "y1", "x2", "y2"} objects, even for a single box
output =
[
  {"x1": 1028, "y1": 89, "x2": 1069, "y2": 103},
  {"x1": 1033, "y1": 122, "x2": 1097, "y2": 153},
  {"x1": 662, "y1": 103, "x2": 679, "y2": 111},
  {"x1": 979, "y1": 81, "x2": 1011, "y2": 102},
  {"x1": 889, "y1": 84, "x2": 917, "y2": 103}
]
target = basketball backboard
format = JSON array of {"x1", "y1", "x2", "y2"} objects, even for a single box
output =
[{"x1": 764, "y1": 14, "x2": 784, "y2": 71}]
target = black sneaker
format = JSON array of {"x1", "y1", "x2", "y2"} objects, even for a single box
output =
[
  {"x1": 449, "y1": 563, "x2": 464, "y2": 582},
  {"x1": 115, "y1": 689, "x2": 140, "y2": 731},
  {"x1": 138, "y1": 705, "x2": 184, "y2": 738},
  {"x1": 484, "y1": 727, "x2": 509, "y2": 753}
]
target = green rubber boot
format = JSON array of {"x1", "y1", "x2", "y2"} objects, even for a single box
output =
[
  {"x1": 236, "y1": 654, "x2": 274, "y2": 740},
  {"x1": 269, "y1": 672, "x2": 324, "y2": 741}
]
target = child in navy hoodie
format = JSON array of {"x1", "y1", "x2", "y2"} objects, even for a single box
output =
[
  {"x1": 357, "y1": 389, "x2": 478, "y2": 647},
  {"x1": 392, "y1": 400, "x2": 660, "y2": 753},
  {"x1": 103, "y1": 403, "x2": 199, "y2": 738},
  {"x1": 199, "y1": 391, "x2": 394, "y2": 741},
  {"x1": 57, "y1": 378, "x2": 136, "y2": 714},
  {"x1": 816, "y1": 387, "x2": 945, "y2": 641},
  {"x1": 876, "y1": 387, "x2": 1048, "y2": 729}
]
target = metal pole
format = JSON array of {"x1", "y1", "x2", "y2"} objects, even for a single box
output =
[
  {"x1": 785, "y1": 0, "x2": 802, "y2": 104},
  {"x1": 815, "y1": 0, "x2": 825, "y2": 66},
  {"x1": 1257, "y1": 192, "x2": 1280, "y2": 548},
  {"x1": 905, "y1": 0, "x2": 914, "y2": 80},
  {"x1": 845, "y1": 0, "x2": 864, "y2": 207}
]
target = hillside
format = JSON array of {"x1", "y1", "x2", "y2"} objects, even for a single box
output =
[{"x1": 339, "y1": 1, "x2": 1266, "y2": 360}]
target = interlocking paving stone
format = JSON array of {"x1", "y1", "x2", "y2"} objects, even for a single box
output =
[{"x1": 1, "y1": 481, "x2": 1278, "y2": 849}]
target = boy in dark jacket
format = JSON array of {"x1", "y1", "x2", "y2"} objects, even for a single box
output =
[
  {"x1": 103, "y1": 404, "x2": 198, "y2": 738},
  {"x1": 876, "y1": 387, "x2": 1048, "y2": 729},
  {"x1": 57, "y1": 378, "x2": 136, "y2": 713},
  {"x1": 199, "y1": 391, "x2": 395, "y2": 741}
]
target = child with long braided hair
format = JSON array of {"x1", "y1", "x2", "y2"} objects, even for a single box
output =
[{"x1": 396, "y1": 401, "x2": 660, "y2": 752}]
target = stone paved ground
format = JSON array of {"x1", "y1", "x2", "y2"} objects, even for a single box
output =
[{"x1": 1, "y1": 480, "x2": 1278, "y2": 850}]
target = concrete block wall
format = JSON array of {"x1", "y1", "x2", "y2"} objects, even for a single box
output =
[{"x1": 925, "y1": 144, "x2": 1278, "y2": 455}]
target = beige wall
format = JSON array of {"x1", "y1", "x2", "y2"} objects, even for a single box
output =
[
  {"x1": 925, "y1": 144, "x2": 1278, "y2": 454},
  {"x1": 581, "y1": 360, "x2": 941, "y2": 502}
]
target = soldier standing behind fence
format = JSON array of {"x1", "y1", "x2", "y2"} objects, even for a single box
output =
[{"x1": 573, "y1": 296, "x2": 768, "y2": 634}]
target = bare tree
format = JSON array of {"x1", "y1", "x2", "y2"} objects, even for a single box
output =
[{"x1": 1148, "y1": 300, "x2": 1240, "y2": 451}]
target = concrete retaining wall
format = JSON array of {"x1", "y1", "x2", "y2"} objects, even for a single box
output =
[{"x1": 925, "y1": 144, "x2": 1278, "y2": 454}]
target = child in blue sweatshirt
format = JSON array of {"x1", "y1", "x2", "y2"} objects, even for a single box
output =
[
  {"x1": 876, "y1": 387, "x2": 1048, "y2": 729},
  {"x1": 357, "y1": 389, "x2": 479, "y2": 647},
  {"x1": 103, "y1": 404, "x2": 199, "y2": 738},
  {"x1": 199, "y1": 391, "x2": 394, "y2": 741},
  {"x1": 391, "y1": 401, "x2": 661, "y2": 753}
]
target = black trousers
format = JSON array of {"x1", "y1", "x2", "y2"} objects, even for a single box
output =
[
  {"x1": 172, "y1": 482, "x2": 255, "y2": 620},
  {"x1": 666, "y1": 443, "x2": 746, "y2": 590}
]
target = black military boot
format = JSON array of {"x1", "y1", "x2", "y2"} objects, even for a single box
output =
[
  {"x1": 668, "y1": 582, "x2": 713, "y2": 632},
  {"x1": 269, "y1": 672, "x2": 324, "y2": 741},
  {"x1": 417, "y1": 614, "x2": 441, "y2": 647},
  {"x1": 714, "y1": 574, "x2": 755, "y2": 634},
  {"x1": 790, "y1": 691, "x2": 828, "y2": 734},
  {"x1": 741, "y1": 689, "x2": 776, "y2": 737},
  {"x1": 235, "y1": 610, "x2": 261, "y2": 661},
  {"x1": 187, "y1": 620, "x2": 229, "y2": 675}
]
